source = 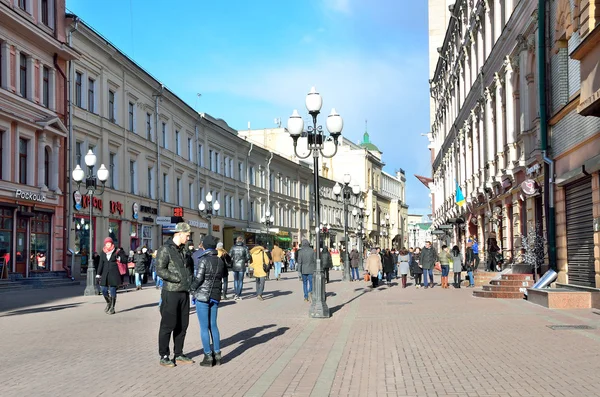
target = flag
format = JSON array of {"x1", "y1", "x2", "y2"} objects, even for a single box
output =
[{"x1": 455, "y1": 181, "x2": 466, "y2": 207}]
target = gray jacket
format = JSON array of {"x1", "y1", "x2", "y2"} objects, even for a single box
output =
[
  {"x1": 297, "y1": 239, "x2": 316, "y2": 275},
  {"x1": 229, "y1": 242, "x2": 252, "y2": 272}
]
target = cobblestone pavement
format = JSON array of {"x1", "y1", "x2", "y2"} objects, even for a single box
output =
[{"x1": 1, "y1": 272, "x2": 600, "y2": 397}]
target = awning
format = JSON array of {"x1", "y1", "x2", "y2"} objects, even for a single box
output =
[
  {"x1": 556, "y1": 166, "x2": 587, "y2": 186},
  {"x1": 584, "y1": 153, "x2": 600, "y2": 174}
]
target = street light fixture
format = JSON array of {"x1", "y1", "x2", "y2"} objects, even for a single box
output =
[
  {"x1": 72, "y1": 149, "x2": 109, "y2": 296},
  {"x1": 333, "y1": 175, "x2": 360, "y2": 282},
  {"x1": 287, "y1": 86, "x2": 343, "y2": 319},
  {"x1": 353, "y1": 201, "x2": 369, "y2": 271},
  {"x1": 198, "y1": 192, "x2": 220, "y2": 236}
]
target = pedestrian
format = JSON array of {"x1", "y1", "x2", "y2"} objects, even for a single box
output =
[
  {"x1": 216, "y1": 242, "x2": 232, "y2": 300},
  {"x1": 392, "y1": 249, "x2": 399, "y2": 279},
  {"x1": 321, "y1": 247, "x2": 332, "y2": 283},
  {"x1": 289, "y1": 248, "x2": 296, "y2": 271},
  {"x1": 411, "y1": 247, "x2": 423, "y2": 288},
  {"x1": 397, "y1": 248, "x2": 411, "y2": 288},
  {"x1": 134, "y1": 248, "x2": 146, "y2": 290},
  {"x1": 472, "y1": 237, "x2": 480, "y2": 270},
  {"x1": 156, "y1": 222, "x2": 195, "y2": 368},
  {"x1": 350, "y1": 248, "x2": 360, "y2": 281},
  {"x1": 297, "y1": 239, "x2": 316, "y2": 302},
  {"x1": 190, "y1": 235, "x2": 226, "y2": 367},
  {"x1": 249, "y1": 245, "x2": 269, "y2": 300},
  {"x1": 439, "y1": 245, "x2": 451, "y2": 289},
  {"x1": 420, "y1": 241, "x2": 439, "y2": 289},
  {"x1": 408, "y1": 247, "x2": 414, "y2": 279},
  {"x1": 96, "y1": 237, "x2": 120, "y2": 314},
  {"x1": 192, "y1": 240, "x2": 205, "y2": 274},
  {"x1": 451, "y1": 245, "x2": 463, "y2": 288},
  {"x1": 271, "y1": 242, "x2": 285, "y2": 281},
  {"x1": 365, "y1": 248, "x2": 382, "y2": 289},
  {"x1": 229, "y1": 236, "x2": 252, "y2": 301},
  {"x1": 382, "y1": 249, "x2": 395, "y2": 286},
  {"x1": 465, "y1": 240, "x2": 476, "y2": 287},
  {"x1": 487, "y1": 234, "x2": 501, "y2": 272}
]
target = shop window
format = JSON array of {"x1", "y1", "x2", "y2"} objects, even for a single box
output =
[
  {"x1": 141, "y1": 225, "x2": 152, "y2": 249},
  {"x1": 74, "y1": 217, "x2": 93, "y2": 274},
  {"x1": 0, "y1": 208, "x2": 13, "y2": 272},
  {"x1": 108, "y1": 220, "x2": 121, "y2": 248},
  {"x1": 31, "y1": 212, "x2": 51, "y2": 271}
]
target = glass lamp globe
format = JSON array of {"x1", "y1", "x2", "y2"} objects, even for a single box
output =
[
  {"x1": 343, "y1": 174, "x2": 351, "y2": 184},
  {"x1": 206, "y1": 192, "x2": 213, "y2": 203},
  {"x1": 72, "y1": 165, "x2": 85, "y2": 182},
  {"x1": 97, "y1": 164, "x2": 109, "y2": 182},
  {"x1": 287, "y1": 110, "x2": 304, "y2": 137},
  {"x1": 332, "y1": 183, "x2": 342, "y2": 196},
  {"x1": 352, "y1": 208, "x2": 358, "y2": 216},
  {"x1": 352, "y1": 185, "x2": 360, "y2": 195},
  {"x1": 326, "y1": 108, "x2": 343, "y2": 136},
  {"x1": 261, "y1": 216, "x2": 266, "y2": 223},
  {"x1": 269, "y1": 215, "x2": 274, "y2": 223},
  {"x1": 213, "y1": 201, "x2": 220, "y2": 211},
  {"x1": 358, "y1": 201, "x2": 364, "y2": 209},
  {"x1": 84, "y1": 149, "x2": 97, "y2": 167},
  {"x1": 305, "y1": 86, "x2": 323, "y2": 113},
  {"x1": 198, "y1": 201, "x2": 206, "y2": 211}
]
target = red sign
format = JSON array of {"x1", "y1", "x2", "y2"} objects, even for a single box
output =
[
  {"x1": 521, "y1": 179, "x2": 539, "y2": 196},
  {"x1": 81, "y1": 196, "x2": 103, "y2": 210},
  {"x1": 212, "y1": 225, "x2": 220, "y2": 232},
  {"x1": 173, "y1": 207, "x2": 184, "y2": 217},
  {"x1": 110, "y1": 201, "x2": 123, "y2": 215}
]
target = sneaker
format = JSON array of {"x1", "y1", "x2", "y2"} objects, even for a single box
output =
[
  {"x1": 257, "y1": 295, "x2": 264, "y2": 301},
  {"x1": 160, "y1": 356, "x2": 175, "y2": 367},
  {"x1": 174, "y1": 354, "x2": 195, "y2": 365}
]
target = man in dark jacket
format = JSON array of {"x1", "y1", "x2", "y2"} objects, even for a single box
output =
[
  {"x1": 297, "y1": 239, "x2": 316, "y2": 302},
  {"x1": 420, "y1": 241, "x2": 439, "y2": 288},
  {"x1": 156, "y1": 223, "x2": 194, "y2": 368},
  {"x1": 134, "y1": 249, "x2": 147, "y2": 290},
  {"x1": 321, "y1": 247, "x2": 332, "y2": 283},
  {"x1": 229, "y1": 236, "x2": 252, "y2": 301}
]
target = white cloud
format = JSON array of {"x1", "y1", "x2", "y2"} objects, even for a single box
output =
[{"x1": 323, "y1": 0, "x2": 351, "y2": 14}]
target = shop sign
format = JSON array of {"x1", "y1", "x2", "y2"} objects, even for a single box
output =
[
  {"x1": 132, "y1": 202, "x2": 139, "y2": 220},
  {"x1": 156, "y1": 216, "x2": 172, "y2": 225},
  {"x1": 15, "y1": 189, "x2": 46, "y2": 203},
  {"x1": 245, "y1": 228, "x2": 262, "y2": 234},
  {"x1": 140, "y1": 205, "x2": 157, "y2": 214},
  {"x1": 526, "y1": 163, "x2": 541, "y2": 176},
  {"x1": 187, "y1": 220, "x2": 208, "y2": 229},
  {"x1": 212, "y1": 225, "x2": 220, "y2": 232},
  {"x1": 76, "y1": 195, "x2": 102, "y2": 210},
  {"x1": 173, "y1": 207, "x2": 184, "y2": 217},
  {"x1": 110, "y1": 201, "x2": 123, "y2": 215},
  {"x1": 73, "y1": 191, "x2": 82, "y2": 210},
  {"x1": 142, "y1": 216, "x2": 154, "y2": 223},
  {"x1": 521, "y1": 179, "x2": 539, "y2": 196}
]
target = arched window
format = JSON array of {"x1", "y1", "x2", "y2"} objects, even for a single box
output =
[{"x1": 44, "y1": 147, "x2": 50, "y2": 187}]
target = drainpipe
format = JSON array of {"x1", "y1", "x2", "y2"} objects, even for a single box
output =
[
  {"x1": 538, "y1": 0, "x2": 556, "y2": 271},
  {"x1": 195, "y1": 122, "x2": 200, "y2": 213},
  {"x1": 246, "y1": 143, "x2": 253, "y2": 227},
  {"x1": 154, "y1": 85, "x2": 163, "y2": 248},
  {"x1": 63, "y1": 16, "x2": 79, "y2": 278},
  {"x1": 266, "y1": 152, "x2": 273, "y2": 216}
]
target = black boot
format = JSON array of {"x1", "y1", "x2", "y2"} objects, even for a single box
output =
[
  {"x1": 108, "y1": 295, "x2": 116, "y2": 315},
  {"x1": 103, "y1": 295, "x2": 111, "y2": 313},
  {"x1": 457, "y1": 274, "x2": 461, "y2": 288},
  {"x1": 199, "y1": 353, "x2": 213, "y2": 367},
  {"x1": 214, "y1": 351, "x2": 222, "y2": 366}
]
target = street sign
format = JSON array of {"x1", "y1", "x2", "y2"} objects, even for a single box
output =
[
  {"x1": 156, "y1": 216, "x2": 172, "y2": 225},
  {"x1": 268, "y1": 228, "x2": 280, "y2": 233},
  {"x1": 438, "y1": 225, "x2": 453, "y2": 230},
  {"x1": 431, "y1": 230, "x2": 446, "y2": 235}
]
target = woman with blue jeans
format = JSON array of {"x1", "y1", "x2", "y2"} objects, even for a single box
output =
[
  {"x1": 439, "y1": 245, "x2": 451, "y2": 289},
  {"x1": 190, "y1": 236, "x2": 227, "y2": 367}
]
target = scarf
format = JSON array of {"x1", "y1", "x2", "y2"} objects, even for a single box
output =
[{"x1": 103, "y1": 243, "x2": 115, "y2": 260}]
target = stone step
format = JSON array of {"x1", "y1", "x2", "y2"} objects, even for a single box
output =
[
  {"x1": 490, "y1": 279, "x2": 535, "y2": 287},
  {"x1": 482, "y1": 285, "x2": 529, "y2": 293},
  {"x1": 472, "y1": 290, "x2": 525, "y2": 299},
  {"x1": 501, "y1": 274, "x2": 534, "y2": 281},
  {"x1": 19, "y1": 277, "x2": 72, "y2": 284}
]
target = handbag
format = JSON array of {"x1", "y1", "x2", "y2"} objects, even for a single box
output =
[
  {"x1": 377, "y1": 271, "x2": 382, "y2": 280},
  {"x1": 434, "y1": 262, "x2": 442, "y2": 272},
  {"x1": 262, "y1": 252, "x2": 269, "y2": 273},
  {"x1": 364, "y1": 272, "x2": 370, "y2": 282}
]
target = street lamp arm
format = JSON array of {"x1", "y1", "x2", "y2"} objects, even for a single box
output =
[
  {"x1": 292, "y1": 140, "x2": 312, "y2": 159},
  {"x1": 320, "y1": 139, "x2": 339, "y2": 159}
]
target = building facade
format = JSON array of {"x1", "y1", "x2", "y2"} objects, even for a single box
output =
[
  {"x1": 550, "y1": 0, "x2": 600, "y2": 287},
  {"x1": 429, "y1": 0, "x2": 545, "y2": 268},
  {"x1": 0, "y1": 0, "x2": 77, "y2": 277},
  {"x1": 408, "y1": 214, "x2": 434, "y2": 249},
  {"x1": 68, "y1": 20, "x2": 312, "y2": 274}
]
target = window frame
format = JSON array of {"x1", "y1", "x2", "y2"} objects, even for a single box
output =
[
  {"x1": 75, "y1": 72, "x2": 82, "y2": 107},
  {"x1": 42, "y1": 66, "x2": 49, "y2": 107},
  {"x1": 128, "y1": 102, "x2": 135, "y2": 132},
  {"x1": 19, "y1": 138, "x2": 28, "y2": 184},
  {"x1": 87, "y1": 77, "x2": 95, "y2": 113},
  {"x1": 129, "y1": 160, "x2": 136, "y2": 194},
  {"x1": 19, "y1": 53, "x2": 27, "y2": 98},
  {"x1": 108, "y1": 90, "x2": 115, "y2": 122}
]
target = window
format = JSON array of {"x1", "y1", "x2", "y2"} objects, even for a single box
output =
[
  {"x1": 87, "y1": 78, "x2": 95, "y2": 112},
  {"x1": 176, "y1": 178, "x2": 182, "y2": 206},
  {"x1": 238, "y1": 162, "x2": 244, "y2": 182},
  {"x1": 163, "y1": 174, "x2": 168, "y2": 202},
  {"x1": 249, "y1": 167, "x2": 255, "y2": 184},
  {"x1": 109, "y1": 152, "x2": 116, "y2": 189},
  {"x1": 18, "y1": 0, "x2": 27, "y2": 11},
  {"x1": 146, "y1": 113, "x2": 152, "y2": 141},
  {"x1": 187, "y1": 138, "x2": 192, "y2": 160},
  {"x1": 229, "y1": 158, "x2": 233, "y2": 179},
  {"x1": 198, "y1": 144, "x2": 203, "y2": 167},
  {"x1": 224, "y1": 157, "x2": 228, "y2": 177},
  {"x1": 42, "y1": 67, "x2": 49, "y2": 107},
  {"x1": 75, "y1": 141, "x2": 82, "y2": 165},
  {"x1": 239, "y1": 199, "x2": 244, "y2": 220},
  {"x1": 188, "y1": 183, "x2": 193, "y2": 208},
  {"x1": 215, "y1": 152, "x2": 220, "y2": 174},
  {"x1": 44, "y1": 147, "x2": 50, "y2": 187},
  {"x1": 224, "y1": 195, "x2": 229, "y2": 217},
  {"x1": 175, "y1": 131, "x2": 180, "y2": 155},
  {"x1": 209, "y1": 150, "x2": 213, "y2": 171},
  {"x1": 250, "y1": 201, "x2": 255, "y2": 222},
  {"x1": 75, "y1": 72, "x2": 82, "y2": 107},
  {"x1": 19, "y1": 138, "x2": 28, "y2": 184},
  {"x1": 19, "y1": 53, "x2": 27, "y2": 97},
  {"x1": 0, "y1": 131, "x2": 4, "y2": 180},
  {"x1": 41, "y1": 0, "x2": 49, "y2": 25},
  {"x1": 270, "y1": 173, "x2": 274, "y2": 191},
  {"x1": 129, "y1": 160, "x2": 136, "y2": 194},
  {"x1": 128, "y1": 102, "x2": 134, "y2": 131},
  {"x1": 161, "y1": 122, "x2": 167, "y2": 148},
  {"x1": 148, "y1": 167, "x2": 154, "y2": 199},
  {"x1": 108, "y1": 90, "x2": 115, "y2": 122},
  {"x1": 230, "y1": 196, "x2": 235, "y2": 219}
]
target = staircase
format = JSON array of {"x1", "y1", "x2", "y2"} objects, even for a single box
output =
[
  {"x1": 473, "y1": 273, "x2": 534, "y2": 299},
  {"x1": 0, "y1": 271, "x2": 79, "y2": 293}
]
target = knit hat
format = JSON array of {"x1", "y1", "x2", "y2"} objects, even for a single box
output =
[
  {"x1": 216, "y1": 242, "x2": 224, "y2": 249},
  {"x1": 202, "y1": 235, "x2": 218, "y2": 249},
  {"x1": 103, "y1": 237, "x2": 113, "y2": 245}
]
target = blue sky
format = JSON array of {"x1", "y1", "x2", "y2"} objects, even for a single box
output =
[{"x1": 67, "y1": 0, "x2": 432, "y2": 216}]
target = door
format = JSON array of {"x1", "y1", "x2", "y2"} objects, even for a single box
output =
[
  {"x1": 565, "y1": 176, "x2": 595, "y2": 287},
  {"x1": 15, "y1": 216, "x2": 29, "y2": 275}
]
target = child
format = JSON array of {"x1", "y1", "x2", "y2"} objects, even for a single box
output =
[{"x1": 411, "y1": 248, "x2": 422, "y2": 288}]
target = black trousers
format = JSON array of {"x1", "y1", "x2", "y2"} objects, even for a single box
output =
[
  {"x1": 414, "y1": 274, "x2": 422, "y2": 286},
  {"x1": 325, "y1": 268, "x2": 330, "y2": 283},
  {"x1": 453, "y1": 272, "x2": 461, "y2": 287},
  {"x1": 158, "y1": 290, "x2": 190, "y2": 358},
  {"x1": 222, "y1": 273, "x2": 229, "y2": 296}
]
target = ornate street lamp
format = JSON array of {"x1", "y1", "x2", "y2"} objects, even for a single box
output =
[
  {"x1": 72, "y1": 149, "x2": 109, "y2": 296},
  {"x1": 198, "y1": 192, "x2": 220, "y2": 236},
  {"x1": 287, "y1": 86, "x2": 343, "y2": 319},
  {"x1": 352, "y1": 201, "x2": 370, "y2": 271},
  {"x1": 333, "y1": 174, "x2": 360, "y2": 281},
  {"x1": 261, "y1": 210, "x2": 275, "y2": 231}
]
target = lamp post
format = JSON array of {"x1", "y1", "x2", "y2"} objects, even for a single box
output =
[
  {"x1": 410, "y1": 224, "x2": 418, "y2": 248},
  {"x1": 287, "y1": 86, "x2": 343, "y2": 319},
  {"x1": 261, "y1": 210, "x2": 275, "y2": 234},
  {"x1": 333, "y1": 174, "x2": 360, "y2": 281},
  {"x1": 72, "y1": 149, "x2": 109, "y2": 296},
  {"x1": 352, "y1": 201, "x2": 370, "y2": 271},
  {"x1": 198, "y1": 192, "x2": 220, "y2": 236},
  {"x1": 319, "y1": 223, "x2": 331, "y2": 247}
]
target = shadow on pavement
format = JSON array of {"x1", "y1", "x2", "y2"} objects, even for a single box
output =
[
  {"x1": 0, "y1": 284, "x2": 86, "y2": 313},
  {"x1": 188, "y1": 324, "x2": 278, "y2": 358},
  {"x1": 263, "y1": 290, "x2": 292, "y2": 300},
  {"x1": 329, "y1": 291, "x2": 367, "y2": 316},
  {"x1": 222, "y1": 326, "x2": 290, "y2": 364},
  {"x1": 118, "y1": 302, "x2": 160, "y2": 313},
  {"x1": 0, "y1": 302, "x2": 83, "y2": 317}
]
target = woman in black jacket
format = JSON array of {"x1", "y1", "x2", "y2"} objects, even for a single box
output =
[
  {"x1": 96, "y1": 237, "x2": 121, "y2": 314},
  {"x1": 411, "y1": 248, "x2": 423, "y2": 288},
  {"x1": 134, "y1": 249, "x2": 147, "y2": 290},
  {"x1": 321, "y1": 248, "x2": 333, "y2": 283},
  {"x1": 190, "y1": 236, "x2": 226, "y2": 367},
  {"x1": 382, "y1": 249, "x2": 395, "y2": 287}
]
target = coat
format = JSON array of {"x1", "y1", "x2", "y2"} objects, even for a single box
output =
[
  {"x1": 364, "y1": 253, "x2": 382, "y2": 276},
  {"x1": 249, "y1": 246, "x2": 270, "y2": 278},
  {"x1": 156, "y1": 238, "x2": 194, "y2": 292},
  {"x1": 297, "y1": 239, "x2": 316, "y2": 275},
  {"x1": 321, "y1": 250, "x2": 333, "y2": 269},
  {"x1": 420, "y1": 247, "x2": 438, "y2": 270},
  {"x1": 191, "y1": 250, "x2": 226, "y2": 302},
  {"x1": 451, "y1": 252, "x2": 463, "y2": 273},
  {"x1": 350, "y1": 250, "x2": 360, "y2": 268},
  {"x1": 439, "y1": 250, "x2": 452, "y2": 266},
  {"x1": 382, "y1": 254, "x2": 395, "y2": 273},
  {"x1": 229, "y1": 242, "x2": 252, "y2": 272},
  {"x1": 134, "y1": 252, "x2": 146, "y2": 273},
  {"x1": 411, "y1": 252, "x2": 423, "y2": 275},
  {"x1": 397, "y1": 254, "x2": 411, "y2": 275},
  {"x1": 271, "y1": 246, "x2": 285, "y2": 263},
  {"x1": 97, "y1": 250, "x2": 121, "y2": 287}
]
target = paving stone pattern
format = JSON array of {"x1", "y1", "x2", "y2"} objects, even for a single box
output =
[{"x1": 1, "y1": 272, "x2": 600, "y2": 397}]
